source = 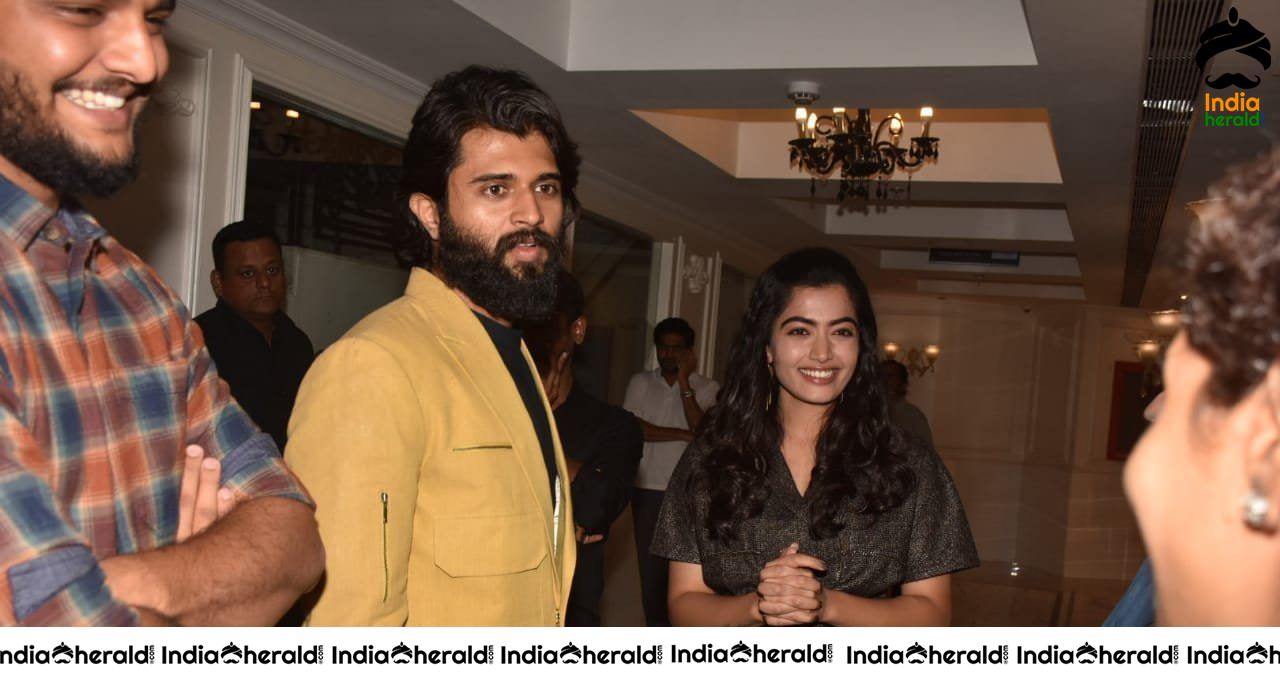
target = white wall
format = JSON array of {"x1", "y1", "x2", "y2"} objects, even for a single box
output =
[
  {"x1": 876, "y1": 293, "x2": 1037, "y2": 563},
  {"x1": 283, "y1": 247, "x2": 408, "y2": 351},
  {"x1": 875, "y1": 294, "x2": 1150, "y2": 579}
]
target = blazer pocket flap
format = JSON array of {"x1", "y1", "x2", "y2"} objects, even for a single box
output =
[{"x1": 434, "y1": 513, "x2": 548, "y2": 577}]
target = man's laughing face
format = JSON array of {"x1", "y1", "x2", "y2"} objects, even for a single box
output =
[{"x1": 0, "y1": 0, "x2": 174, "y2": 198}]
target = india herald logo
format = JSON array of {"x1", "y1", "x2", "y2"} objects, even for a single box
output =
[{"x1": 1196, "y1": 8, "x2": 1271, "y2": 90}]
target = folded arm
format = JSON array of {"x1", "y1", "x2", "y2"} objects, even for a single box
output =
[
  {"x1": 100, "y1": 496, "x2": 322, "y2": 626},
  {"x1": 637, "y1": 418, "x2": 693, "y2": 443}
]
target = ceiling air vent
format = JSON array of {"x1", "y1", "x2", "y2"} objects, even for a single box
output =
[
  {"x1": 1121, "y1": 0, "x2": 1224, "y2": 306},
  {"x1": 929, "y1": 248, "x2": 1021, "y2": 267}
]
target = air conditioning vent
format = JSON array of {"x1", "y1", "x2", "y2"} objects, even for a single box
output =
[
  {"x1": 929, "y1": 248, "x2": 1021, "y2": 267},
  {"x1": 1122, "y1": 0, "x2": 1225, "y2": 306}
]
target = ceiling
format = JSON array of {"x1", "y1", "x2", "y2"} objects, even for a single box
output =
[{"x1": 246, "y1": 0, "x2": 1279, "y2": 309}]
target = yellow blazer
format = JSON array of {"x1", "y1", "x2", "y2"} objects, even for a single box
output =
[{"x1": 285, "y1": 268, "x2": 575, "y2": 626}]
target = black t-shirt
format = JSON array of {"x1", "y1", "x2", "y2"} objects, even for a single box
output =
[
  {"x1": 475, "y1": 312, "x2": 558, "y2": 501},
  {"x1": 194, "y1": 300, "x2": 314, "y2": 450}
]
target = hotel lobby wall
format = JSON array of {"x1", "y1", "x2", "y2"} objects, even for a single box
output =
[
  {"x1": 876, "y1": 294, "x2": 1037, "y2": 565},
  {"x1": 1061, "y1": 307, "x2": 1152, "y2": 581},
  {"x1": 876, "y1": 295, "x2": 1151, "y2": 579}
]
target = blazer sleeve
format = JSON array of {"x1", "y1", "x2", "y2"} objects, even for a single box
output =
[{"x1": 285, "y1": 337, "x2": 425, "y2": 626}]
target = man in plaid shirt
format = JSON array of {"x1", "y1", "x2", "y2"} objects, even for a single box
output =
[{"x1": 0, "y1": 0, "x2": 323, "y2": 625}]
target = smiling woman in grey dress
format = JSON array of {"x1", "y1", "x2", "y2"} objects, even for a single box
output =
[{"x1": 652, "y1": 248, "x2": 978, "y2": 626}]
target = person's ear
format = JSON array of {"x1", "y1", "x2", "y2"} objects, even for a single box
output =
[
  {"x1": 1242, "y1": 363, "x2": 1280, "y2": 531},
  {"x1": 409, "y1": 193, "x2": 441, "y2": 241},
  {"x1": 571, "y1": 316, "x2": 587, "y2": 346},
  {"x1": 765, "y1": 346, "x2": 774, "y2": 367},
  {"x1": 210, "y1": 269, "x2": 223, "y2": 299}
]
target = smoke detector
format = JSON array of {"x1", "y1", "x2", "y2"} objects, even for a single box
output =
[{"x1": 787, "y1": 81, "x2": 821, "y2": 106}]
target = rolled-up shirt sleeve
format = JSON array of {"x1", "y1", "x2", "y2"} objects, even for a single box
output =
[{"x1": 0, "y1": 402, "x2": 138, "y2": 626}]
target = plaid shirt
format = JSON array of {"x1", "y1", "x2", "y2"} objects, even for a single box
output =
[{"x1": 0, "y1": 176, "x2": 312, "y2": 626}]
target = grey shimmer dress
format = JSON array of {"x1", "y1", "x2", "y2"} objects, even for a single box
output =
[{"x1": 650, "y1": 438, "x2": 979, "y2": 598}]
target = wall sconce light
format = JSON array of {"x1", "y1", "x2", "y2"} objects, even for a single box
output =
[
  {"x1": 683, "y1": 253, "x2": 712, "y2": 294},
  {"x1": 1132, "y1": 307, "x2": 1183, "y2": 395},
  {"x1": 882, "y1": 341, "x2": 941, "y2": 377}
]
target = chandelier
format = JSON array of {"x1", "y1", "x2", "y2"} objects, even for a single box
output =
[{"x1": 785, "y1": 81, "x2": 940, "y2": 202}]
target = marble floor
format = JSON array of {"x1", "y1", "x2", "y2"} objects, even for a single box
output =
[{"x1": 952, "y1": 561, "x2": 1130, "y2": 626}]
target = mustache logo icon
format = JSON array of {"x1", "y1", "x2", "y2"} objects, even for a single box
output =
[{"x1": 1205, "y1": 72, "x2": 1263, "y2": 89}]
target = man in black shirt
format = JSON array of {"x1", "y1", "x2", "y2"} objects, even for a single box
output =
[
  {"x1": 195, "y1": 221, "x2": 314, "y2": 449},
  {"x1": 525, "y1": 271, "x2": 643, "y2": 626}
]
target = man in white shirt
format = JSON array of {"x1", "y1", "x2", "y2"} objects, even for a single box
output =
[{"x1": 622, "y1": 317, "x2": 719, "y2": 626}]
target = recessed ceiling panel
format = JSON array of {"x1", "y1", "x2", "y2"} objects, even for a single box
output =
[
  {"x1": 881, "y1": 250, "x2": 1081, "y2": 277},
  {"x1": 815, "y1": 205, "x2": 1074, "y2": 242},
  {"x1": 457, "y1": 0, "x2": 1038, "y2": 71},
  {"x1": 917, "y1": 280, "x2": 1086, "y2": 300},
  {"x1": 636, "y1": 108, "x2": 1063, "y2": 184}
]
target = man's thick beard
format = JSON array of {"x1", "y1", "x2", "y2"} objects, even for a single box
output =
[
  {"x1": 436, "y1": 213, "x2": 563, "y2": 323},
  {"x1": 0, "y1": 65, "x2": 140, "y2": 198}
]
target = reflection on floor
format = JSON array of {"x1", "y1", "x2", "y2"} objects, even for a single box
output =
[{"x1": 952, "y1": 561, "x2": 1129, "y2": 626}]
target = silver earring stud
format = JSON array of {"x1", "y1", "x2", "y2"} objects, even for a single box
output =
[{"x1": 1243, "y1": 489, "x2": 1275, "y2": 531}]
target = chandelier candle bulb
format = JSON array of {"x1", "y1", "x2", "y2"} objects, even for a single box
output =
[
  {"x1": 806, "y1": 112, "x2": 818, "y2": 139},
  {"x1": 883, "y1": 342, "x2": 901, "y2": 359},
  {"x1": 1149, "y1": 309, "x2": 1182, "y2": 338},
  {"x1": 925, "y1": 345, "x2": 941, "y2": 360},
  {"x1": 889, "y1": 113, "x2": 904, "y2": 136},
  {"x1": 795, "y1": 107, "x2": 808, "y2": 138},
  {"x1": 920, "y1": 106, "x2": 933, "y2": 137},
  {"x1": 832, "y1": 107, "x2": 846, "y2": 134},
  {"x1": 1136, "y1": 340, "x2": 1161, "y2": 361}
]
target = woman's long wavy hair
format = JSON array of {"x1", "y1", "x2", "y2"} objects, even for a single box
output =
[{"x1": 692, "y1": 248, "x2": 915, "y2": 543}]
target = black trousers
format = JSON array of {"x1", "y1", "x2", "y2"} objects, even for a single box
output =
[
  {"x1": 631, "y1": 488, "x2": 670, "y2": 626},
  {"x1": 566, "y1": 540, "x2": 605, "y2": 626}
]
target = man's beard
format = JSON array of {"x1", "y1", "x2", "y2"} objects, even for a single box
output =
[
  {"x1": 436, "y1": 212, "x2": 563, "y2": 323},
  {"x1": 0, "y1": 64, "x2": 141, "y2": 198}
]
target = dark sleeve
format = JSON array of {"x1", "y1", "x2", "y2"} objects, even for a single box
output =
[
  {"x1": 300, "y1": 330, "x2": 316, "y2": 362},
  {"x1": 193, "y1": 312, "x2": 222, "y2": 363},
  {"x1": 649, "y1": 445, "x2": 703, "y2": 563},
  {"x1": 904, "y1": 444, "x2": 980, "y2": 582},
  {"x1": 569, "y1": 409, "x2": 642, "y2": 535}
]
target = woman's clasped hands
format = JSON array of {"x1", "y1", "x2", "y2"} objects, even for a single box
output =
[{"x1": 756, "y1": 543, "x2": 826, "y2": 625}]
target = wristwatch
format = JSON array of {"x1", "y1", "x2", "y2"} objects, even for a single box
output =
[{"x1": 681, "y1": 390, "x2": 695, "y2": 398}]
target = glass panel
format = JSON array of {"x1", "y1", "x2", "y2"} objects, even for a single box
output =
[
  {"x1": 571, "y1": 212, "x2": 654, "y2": 405},
  {"x1": 713, "y1": 264, "x2": 753, "y2": 383},
  {"x1": 243, "y1": 87, "x2": 408, "y2": 350}
]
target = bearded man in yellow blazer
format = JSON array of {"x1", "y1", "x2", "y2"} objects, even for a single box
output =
[{"x1": 285, "y1": 66, "x2": 579, "y2": 626}]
